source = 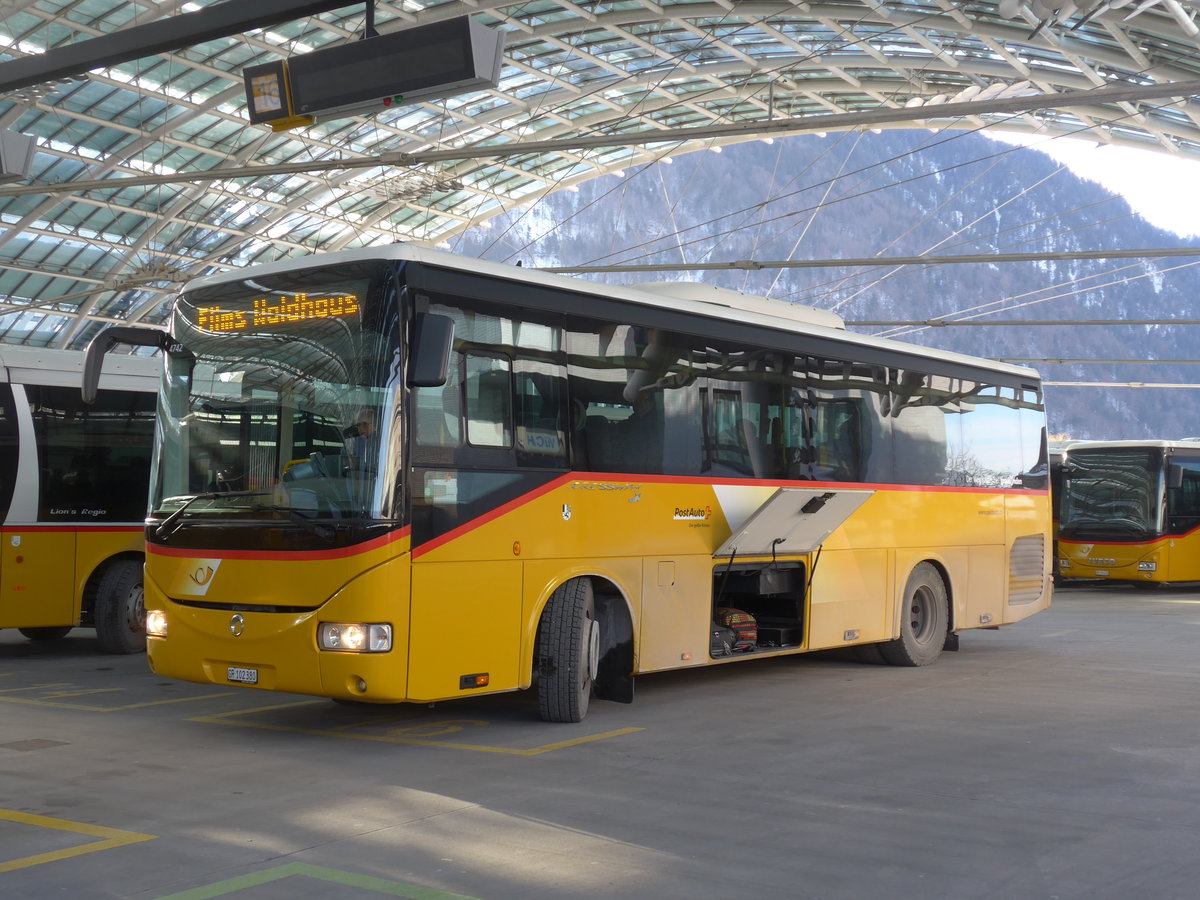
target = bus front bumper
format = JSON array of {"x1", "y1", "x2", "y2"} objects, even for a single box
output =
[{"x1": 143, "y1": 564, "x2": 412, "y2": 703}]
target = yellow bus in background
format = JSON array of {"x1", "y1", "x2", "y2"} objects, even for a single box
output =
[
  {"x1": 1057, "y1": 440, "x2": 1200, "y2": 585},
  {"x1": 0, "y1": 346, "x2": 156, "y2": 652},
  {"x1": 1048, "y1": 440, "x2": 1075, "y2": 583},
  {"x1": 85, "y1": 245, "x2": 1051, "y2": 721}
]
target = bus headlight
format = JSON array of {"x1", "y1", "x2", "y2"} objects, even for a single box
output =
[
  {"x1": 1137, "y1": 561, "x2": 1158, "y2": 572},
  {"x1": 318, "y1": 622, "x2": 392, "y2": 652},
  {"x1": 146, "y1": 609, "x2": 168, "y2": 637}
]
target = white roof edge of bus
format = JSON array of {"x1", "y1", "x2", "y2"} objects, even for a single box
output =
[
  {"x1": 632, "y1": 281, "x2": 846, "y2": 330},
  {"x1": 182, "y1": 243, "x2": 1040, "y2": 381},
  {"x1": 0, "y1": 345, "x2": 158, "y2": 390},
  {"x1": 1064, "y1": 439, "x2": 1200, "y2": 450}
]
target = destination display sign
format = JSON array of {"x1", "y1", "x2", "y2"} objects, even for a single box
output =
[{"x1": 194, "y1": 293, "x2": 360, "y2": 333}]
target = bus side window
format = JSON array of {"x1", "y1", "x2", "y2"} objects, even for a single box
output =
[
  {"x1": 464, "y1": 354, "x2": 512, "y2": 448},
  {"x1": 1168, "y1": 459, "x2": 1200, "y2": 534},
  {"x1": 808, "y1": 357, "x2": 887, "y2": 483},
  {"x1": 515, "y1": 363, "x2": 567, "y2": 467},
  {"x1": 31, "y1": 384, "x2": 155, "y2": 521},
  {"x1": 812, "y1": 399, "x2": 863, "y2": 482},
  {"x1": 414, "y1": 356, "x2": 462, "y2": 449}
]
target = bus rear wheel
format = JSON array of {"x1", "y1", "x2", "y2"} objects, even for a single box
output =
[
  {"x1": 18, "y1": 626, "x2": 72, "y2": 642},
  {"x1": 537, "y1": 578, "x2": 599, "y2": 723},
  {"x1": 95, "y1": 560, "x2": 146, "y2": 655},
  {"x1": 881, "y1": 562, "x2": 948, "y2": 667}
]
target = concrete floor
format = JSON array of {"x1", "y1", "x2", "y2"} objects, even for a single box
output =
[{"x1": 3, "y1": 581, "x2": 1200, "y2": 899}]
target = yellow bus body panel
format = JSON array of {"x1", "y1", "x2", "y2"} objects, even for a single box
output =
[
  {"x1": 0, "y1": 526, "x2": 143, "y2": 629},
  {"x1": 1057, "y1": 531, "x2": 1200, "y2": 584},
  {"x1": 146, "y1": 537, "x2": 412, "y2": 701},
  {"x1": 144, "y1": 479, "x2": 1051, "y2": 704}
]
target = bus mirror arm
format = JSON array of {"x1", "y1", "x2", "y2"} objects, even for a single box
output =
[{"x1": 83, "y1": 325, "x2": 175, "y2": 403}]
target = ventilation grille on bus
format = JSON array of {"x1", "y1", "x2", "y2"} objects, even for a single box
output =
[{"x1": 1009, "y1": 534, "x2": 1046, "y2": 606}]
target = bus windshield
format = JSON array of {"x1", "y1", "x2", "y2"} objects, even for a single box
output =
[
  {"x1": 1059, "y1": 446, "x2": 1164, "y2": 540},
  {"x1": 151, "y1": 260, "x2": 401, "y2": 527}
]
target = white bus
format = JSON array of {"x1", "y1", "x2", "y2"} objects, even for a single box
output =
[{"x1": 0, "y1": 346, "x2": 156, "y2": 652}]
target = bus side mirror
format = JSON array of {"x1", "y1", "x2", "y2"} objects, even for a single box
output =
[
  {"x1": 82, "y1": 325, "x2": 176, "y2": 403},
  {"x1": 408, "y1": 314, "x2": 454, "y2": 387},
  {"x1": 1168, "y1": 463, "x2": 1184, "y2": 489}
]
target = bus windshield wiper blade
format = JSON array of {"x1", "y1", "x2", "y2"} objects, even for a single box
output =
[
  {"x1": 248, "y1": 504, "x2": 339, "y2": 540},
  {"x1": 154, "y1": 490, "x2": 267, "y2": 541}
]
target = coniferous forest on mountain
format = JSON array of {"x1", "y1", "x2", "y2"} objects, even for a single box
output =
[{"x1": 448, "y1": 128, "x2": 1200, "y2": 441}]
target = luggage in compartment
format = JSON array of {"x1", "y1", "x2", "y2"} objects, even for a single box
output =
[{"x1": 715, "y1": 607, "x2": 757, "y2": 651}]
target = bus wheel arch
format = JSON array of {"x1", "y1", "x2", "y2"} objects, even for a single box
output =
[
  {"x1": 590, "y1": 578, "x2": 635, "y2": 705},
  {"x1": 89, "y1": 554, "x2": 146, "y2": 655},
  {"x1": 880, "y1": 560, "x2": 950, "y2": 667},
  {"x1": 534, "y1": 576, "x2": 634, "y2": 722}
]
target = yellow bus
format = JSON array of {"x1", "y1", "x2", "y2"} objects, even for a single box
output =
[
  {"x1": 0, "y1": 346, "x2": 156, "y2": 652},
  {"x1": 1057, "y1": 440, "x2": 1200, "y2": 585},
  {"x1": 1047, "y1": 440, "x2": 1074, "y2": 583},
  {"x1": 84, "y1": 245, "x2": 1051, "y2": 721}
]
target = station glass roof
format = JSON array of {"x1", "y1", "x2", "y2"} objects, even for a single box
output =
[{"x1": 1, "y1": 0, "x2": 1199, "y2": 347}]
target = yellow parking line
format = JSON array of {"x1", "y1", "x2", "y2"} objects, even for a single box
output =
[
  {"x1": 191, "y1": 701, "x2": 643, "y2": 755},
  {"x1": 0, "y1": 809, "x2": 155, "y2": 873},
  {"x1": 0, "y1": 691, "x2": 234, "y2": 711}
]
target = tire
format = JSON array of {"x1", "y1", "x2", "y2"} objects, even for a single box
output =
[
  {"x1": 18, "y1": 626, "x2": 72, "y2": 642},
  {"x1": 537, "y1": 578, "x2": 599, "y2": 723},
  {"x1": 94, "y1": 559, "x2": 146, "y2": 654},
  {"x1": 880, "y1": 562, "x2": 948, "y2": 667}
]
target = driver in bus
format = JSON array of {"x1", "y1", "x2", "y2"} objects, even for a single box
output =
[{"x1": 343, "y1": 409, "x2": 378, "y2": 476}]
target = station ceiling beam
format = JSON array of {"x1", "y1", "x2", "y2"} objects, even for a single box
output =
[
  {"x1": 543, "y1": 247, "x2": 1200, "y2": 274},
  {"x1": 2, "y1": 77, "x2": 1199, "y2": 199},
  {"x1": 0, "y1": 0, "x2": 360, "y2": 95}
]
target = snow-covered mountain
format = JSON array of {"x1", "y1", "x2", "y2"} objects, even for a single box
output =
[{"x1": 448, "y1": 129, "x2": 1200, "y2": 440}]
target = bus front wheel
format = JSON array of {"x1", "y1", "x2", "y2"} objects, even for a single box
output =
[
  {"x1": 95, "y1": 559, "x2": 146, "y2": 655},
  {"x1": 537, "y1": 578, "x2": 599, "y2": 723},
  {"x1": 881, "y1": 562, "x2": 948, "y2": 667}
]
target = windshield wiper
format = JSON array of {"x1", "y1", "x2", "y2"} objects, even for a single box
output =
[
  {"x1": 248, "y1": 503, "x2": 339, "y2": 540},
  {"x1": 154, "y1": 490, "x2": 268, "y2": 541}
]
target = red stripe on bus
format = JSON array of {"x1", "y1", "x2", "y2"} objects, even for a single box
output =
[
  {"x1": 0, "y1": 525, "x2": 144, "y2": 533},
  {"x1": 411, "y1": 473, "x2": 1047, "y2": 557},
  {"x1": 570, "y1": 471, "x2": 1045, "y2": 495},
  {"x1": 147, "y1": 526, "x2": 411, "y2": 561},
  {"x1": 412, "y1": 473, "x2": 577, "y2": 559}
]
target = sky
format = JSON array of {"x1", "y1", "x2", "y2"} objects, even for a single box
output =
[{"x1": 993, "y1": 132, "x2": 1200, "y2": 238}]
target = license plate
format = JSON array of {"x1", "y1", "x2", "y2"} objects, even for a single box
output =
[{"x1": 227, "y1": 666, "x2": 258, "y2": 685}]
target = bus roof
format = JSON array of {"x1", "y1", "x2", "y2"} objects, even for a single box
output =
[
  {"x1": 1063, "y1": 439, "x2": 1200, "y2": 452},
  {"x1": 0, "y1": 345, "x2": 158, "y2": 392},
  {"x1": 182, "y1": 243, "x2": 1041, "y2": 383}
]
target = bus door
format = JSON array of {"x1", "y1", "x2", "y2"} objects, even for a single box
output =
[
  {"x1": 409, "y1": 350, "x2": 527, "y2": 699},
  {"x1": 0, "y1": 384, "x2": 75, "y2": 628}
]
